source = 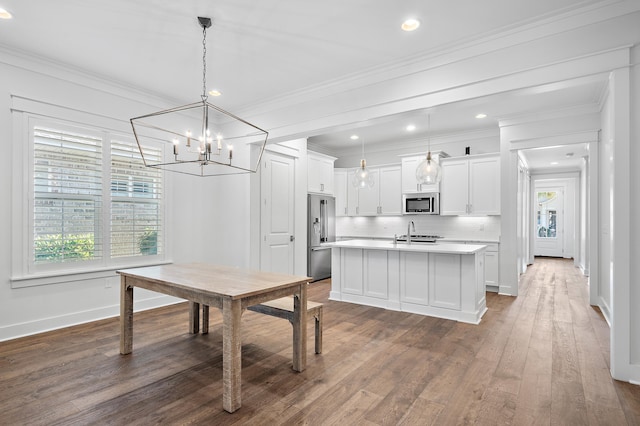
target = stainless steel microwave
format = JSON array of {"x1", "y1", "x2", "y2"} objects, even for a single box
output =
[{"x1": 402, "y1": 192, "x2": 440, "y2": 215}]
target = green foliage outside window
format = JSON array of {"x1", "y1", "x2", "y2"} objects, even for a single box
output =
[
  {"x1": 34, "y1": 234, "x2": 95, "y2": 262},
  {"x1": 139, "y1": 229, "x2": 158, "y2": 255}
]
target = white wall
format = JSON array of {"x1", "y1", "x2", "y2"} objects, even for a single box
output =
[
  {"x1": 630, "y1": 44, "x2": 640, "y2": 367},
  {"x1": 579, "y1": 158, "x2": 588, "y2": 274},
  {"x1": 599, "y1": 89, "x2": 614, "y2": 321},
  {"x1": 0, "y1": 54, "x2": 248, "y2": 340}
]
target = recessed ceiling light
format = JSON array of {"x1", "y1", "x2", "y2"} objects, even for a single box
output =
[
  {"x1": 0, "y1": 8, "x2": 12, "y2": 19},
  {"x1": 406, "y1": 124, "x2": 416, "y2": 131},
  {"x1": 401, "y1": 19, "x2": 420, "y2": 32},
  {"x1": 208, "y1": 89, "x2": 222, "y2": 97},
  {"x1": 350, "y1": 135, "x2": 359, "y2": 140},
  {"x1": 550, "y1": 161, "x2": 559, "y2": 165},
  {"x1": 475, "y1": 113, "x2": 487, "y2": 119}
]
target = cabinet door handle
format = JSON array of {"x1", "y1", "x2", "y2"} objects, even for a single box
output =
[
  {"x1": 344, "y1": 207, "x2": 347, "y2": 215},
  {"x1": 469, "y1": 203, "x2": 472, "y2": 213},
  {"x1": 356, "y1": 206, "x2": 359, "y2": 215},
  {"x1": 320, "y1": 183, "x2": 324, "y2": 192}
]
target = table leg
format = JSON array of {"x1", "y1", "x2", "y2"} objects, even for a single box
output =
[
  {"x1": 292, "y1": 283, "x2": 307, "y2": 372},
  {"x1": 189, "y1": 301, "x2": 200, "y2": 334},
  {"x1": 222, "y1": 298, "x2": 242, "y2": 413},
  {"x1": 120, "y1": 276, "x2": 133, "y2": 355},
  {"x1": 202, "y1": 305, "x2": 209, "y2": 334}
]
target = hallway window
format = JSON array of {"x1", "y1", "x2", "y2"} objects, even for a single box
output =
[{"x1": 537, "y1": 191, "x2": 557, "y2": 238}]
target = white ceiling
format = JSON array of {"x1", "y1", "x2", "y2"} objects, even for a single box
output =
[
  {"x1": 0, "y1": 0, "x2": 609, "y2": 169},
  {"x1": 520, "y1": 144, "x2": 590, "y2": 172}
]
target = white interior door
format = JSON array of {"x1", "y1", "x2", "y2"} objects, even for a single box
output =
[
  {"x1": 260, "y1": 152, "x2": 295, "y2": 274},
  {"x1": 534, "y1": 187, "x2": 564, "y2": 257}
]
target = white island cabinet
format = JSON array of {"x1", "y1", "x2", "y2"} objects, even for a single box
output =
[{"x1": 325, "y1": 240, "x2": 487, "y2": 324}]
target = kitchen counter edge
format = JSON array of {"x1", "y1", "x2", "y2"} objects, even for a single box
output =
[{"x1": 323, "y1": 239, "x2": 486, "y2": 254}]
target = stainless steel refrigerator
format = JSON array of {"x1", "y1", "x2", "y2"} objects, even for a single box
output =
[{"x1": 307, "y1": 194, "x2": 335, "y2": 281}]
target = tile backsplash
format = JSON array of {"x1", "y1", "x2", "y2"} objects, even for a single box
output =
[{"x1": 336, "y1": 215, "x2": 501, "y2": 242}]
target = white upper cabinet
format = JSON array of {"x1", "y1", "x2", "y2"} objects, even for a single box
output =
[
  {"x1": 378, "y1": 165, "x2": 401, "y2": 215},
  {"x1": 335, "y1": 165, "x2": 401, "y2": 216},
  {"x1": 334, "y1": 170, "x2": 348, "y2": 216},
  {"x1": 400, "y1": 152, "x2": 447, "y2": 193},
  {"x1": 440, "y1": 154, "x2": 500, "y2": 216},
  {"x1": 468, "y1": 156, "x2": 501, "y2": 215},
  {"x1": 308, "y1": 151, "x2": 336, "y2": 194}
]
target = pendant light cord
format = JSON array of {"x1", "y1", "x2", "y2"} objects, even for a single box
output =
[{"x1": 427, "y1": 114, "x2": 431, "y2": 153}]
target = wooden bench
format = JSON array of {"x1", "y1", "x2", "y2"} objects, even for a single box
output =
[
  {"x1": 195, "y1": 298, "x2": 323, "y2": 354},
  {"x1": 247, "y1": 298, "x2": 323, "y2": 354}
]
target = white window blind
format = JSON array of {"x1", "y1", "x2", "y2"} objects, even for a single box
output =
[
  {"x1": 33, "y1": 126, "x2": 103, "y2": 263},
  {"x1": 30, "y1": 120, "x2": 165, "y2": 271},
  {"x1": 110, "y1": 140, "x2": 163, "y2": 258}
]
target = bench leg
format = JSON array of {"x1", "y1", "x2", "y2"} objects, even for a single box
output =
[{"x1": 314, "y1": 309, "x2": 323, "y2": 354}]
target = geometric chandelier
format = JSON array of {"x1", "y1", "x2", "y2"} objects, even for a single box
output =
[{"x1": 130, "y1": 17, "x2": 268, "y2": 177}]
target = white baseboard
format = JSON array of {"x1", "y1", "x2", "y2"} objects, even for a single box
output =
[
  {"x1": 0, "y1": 294, "x2": 183, "y2": 342},
  {"x1": 598, "y1": 297, "x2": 612, "y2": 327}
]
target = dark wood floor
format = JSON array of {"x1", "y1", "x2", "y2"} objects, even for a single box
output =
[{"x1": 1, "y1": 258, "x2": 639, "y2": 425}]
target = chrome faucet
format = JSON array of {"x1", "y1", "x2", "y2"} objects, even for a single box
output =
[{"x1": 407, "y1": 221, "x2": 415, "y2": 244}]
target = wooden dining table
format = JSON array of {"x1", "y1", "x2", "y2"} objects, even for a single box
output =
[{"x1": 117, "y1": 263, "x2": 310, "y2": 413}]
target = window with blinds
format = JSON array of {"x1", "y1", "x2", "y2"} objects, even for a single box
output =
[
  {"x1": 33, "y1": 127, "x2": 103, "y2": 263},
  {"x1": 31, "y1": 121, "x2": 164, "y2": 268},
  {"x1": 110, "y1": 140, "x2": 163, "y2": 258}
]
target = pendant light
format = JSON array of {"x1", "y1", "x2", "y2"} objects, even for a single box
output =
[
  {"x1": 351, "y1": 137, "x2": 374, "y2": 188},
  {"x1": 416, "y1": 114, "x2": 441, "y2": 185},
  {"x1": 130, "y1": 17, "x2": 268, "y2": 177}
]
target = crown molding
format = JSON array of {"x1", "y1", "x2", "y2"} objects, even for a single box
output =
[{"x1": 0, "y1": 44, "x2": 182, "y2": 111}]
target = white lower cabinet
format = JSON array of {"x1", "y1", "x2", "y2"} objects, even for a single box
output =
[
  {"x1": 484, "y1": 246, "x2": 499, "y2": 291},
  {"x1": 441, "y1": 240, "x2": 499, "y2": 291},
  {"x1": 330, "y1": 245, "x2": 487, "y2": 324},
  {"x1": 400, "y1": 252, "x2": 429, "y2": 305},
  {"x1": 364, "y1": 250, "x2": 388, "y2": 299},
  {"x1": 429, "y1": 253, "x2": 461, "y2": 310},
  {"x1": 341, "y1": 248, "x2": 363, "y2": 295}
]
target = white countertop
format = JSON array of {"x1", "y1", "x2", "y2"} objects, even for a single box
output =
[
  {"x1": 337, "y1": 236, "x2": 500, "y2": 244},
  {"x1": 323, "y1": 239, "x2": 487, "y2": 254}
]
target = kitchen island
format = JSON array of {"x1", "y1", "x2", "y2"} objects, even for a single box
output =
[{"x1": 325, "y1": 240, "x2": 487, "y2": 324}]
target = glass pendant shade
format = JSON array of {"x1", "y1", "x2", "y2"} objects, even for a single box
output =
[
  {"x1": 416, "y1": 152, "x2": 441, "y2": 184},
  {"x1": 352, "y1": 159, "x2": 375, "y2": 188},
  {"x1": 415, "y1": 113, "x2": 441, "y2": 185}
]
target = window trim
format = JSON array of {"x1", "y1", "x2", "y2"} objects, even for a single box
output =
[{"x1": 11, "y1": 99, "x2": 172, "y2": 288}]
